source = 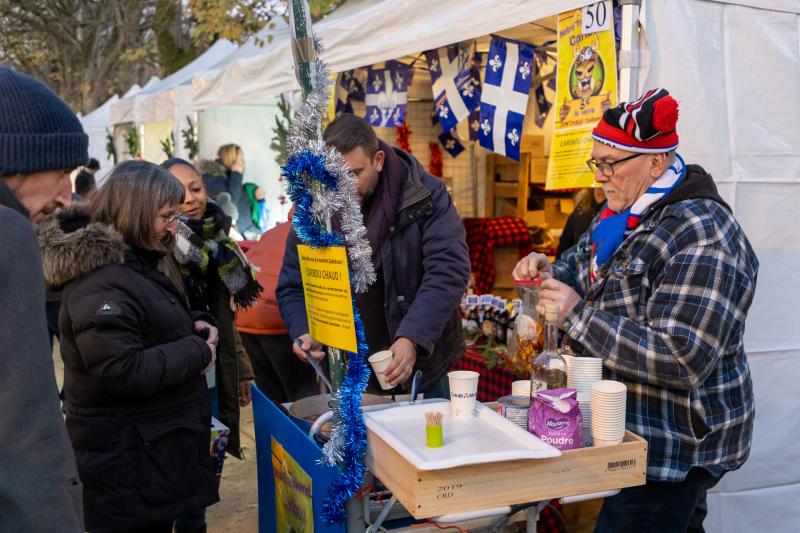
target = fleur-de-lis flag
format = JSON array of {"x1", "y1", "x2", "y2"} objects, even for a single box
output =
[
  {"x1": 478, "y1": 36, "x2": 535, "y2": 160},
  {"x1": 365, "y1": 61, "x2": 412, "y2": 127},
  {"x1": 424, "y1": 42, "x2": 481, "y2": 133}
]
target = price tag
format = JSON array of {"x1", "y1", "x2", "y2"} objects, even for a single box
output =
[
  {"x1": 466, "y1": 295, "x2": 480, "y2": 306},
  {"x1": 581, "y1": 1, "x2": 612, "y2": 35},
  {"x1": 479, "y1": 294, "x2": 494, "y2": 306}
]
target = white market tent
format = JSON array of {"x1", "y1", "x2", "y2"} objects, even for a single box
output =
[
  {"x1": 79, "y1": 94, "x2": 119, "y2": 176},
  {"x1": 107, "y1": 76, "x2": 160, "y2": 162},
  {"x1": 193, "y1": 17, "x2": 294, "y2": 229},
  {"x1": 197, "y1": 0, "x2": 797, "y2": 529},
  {"x1": 110, "y1": 40, "x2": 236, "y2": 161}
]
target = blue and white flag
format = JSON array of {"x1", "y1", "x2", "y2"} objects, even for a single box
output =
[
  {"x1": 431, "y1": 112, "x2": 465, "y2": 158},
  {"x1": 468, "y1": 107, "x2": 481, "y2": 141},
  {"x1": 365, "y1": 60, "x2": 411, "y2": 127},
  {"x1": 425, "y1": 42, "x2": 481, "y2": 133},
  {"x1": 479, "y1": 36, "x2": 535, "y2": 160},
  {"x1": 335, "y1": 69, "x2": 366, "y2": 116}
]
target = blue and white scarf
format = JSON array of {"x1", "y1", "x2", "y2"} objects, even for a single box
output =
[{"x1": 591, "y1": 154, "x2": 686, "y2": 281}]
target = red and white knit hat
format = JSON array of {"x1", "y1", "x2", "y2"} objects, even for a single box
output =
[{"x1": 591, "y1": 88, "x2": 679, "y2": 153}]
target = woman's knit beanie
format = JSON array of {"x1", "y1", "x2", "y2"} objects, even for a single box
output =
[{"x1": 0, "y1": 67, "x2": 88, "y2": 176}]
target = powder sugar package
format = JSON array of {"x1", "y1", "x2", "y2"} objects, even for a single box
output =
[{"x1": 528, "y1": 388, "x2": 582, "y2": 450}]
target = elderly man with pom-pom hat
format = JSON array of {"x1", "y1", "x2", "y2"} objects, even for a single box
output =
[{"x1": 514, "y1": 88, "x2": 759, "y2": 532}]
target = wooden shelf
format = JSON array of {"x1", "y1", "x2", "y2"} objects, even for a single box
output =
[{"x1": 493, "y1": 182, "x2": 519, "y2": 199}]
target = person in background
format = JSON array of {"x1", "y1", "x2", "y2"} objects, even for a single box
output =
[
  {"x1": 0, "y1": 66, "x2": 85, "y2": 532},
  {"x1": 556, "y1": 187, "x2": 605, "y2": 259},
  {"x1": 199, "y1": 144, "x2": 265, "y2": 239},
  {"x1": 38, "y1": 161, "x2": 219, "y2": 532},
  {"x1": 513, "y1": 88, "x2": 758, "y2": 532},
  {"x1": 160, "y1": 157, "x2": 261, "y2": 532},
  {"x1": 74, "y1": 157, "x2": 100, "y2": 198},
  {"x1": 236, "y1": 214, "x2": 319, "y2": 404},
  {"x1": 277, "y1": 114, "x2": 471, "y2": 397}
]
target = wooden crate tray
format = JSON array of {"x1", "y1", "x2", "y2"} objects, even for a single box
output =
[{"x1": 366, "y1": 428, "x2": 647, "y2": 519}]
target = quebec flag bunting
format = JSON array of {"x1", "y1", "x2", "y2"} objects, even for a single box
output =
[
  {"x1": 424, "y1": 42, "x2": 481, "y2": 133},
  {"x1": 365, "y1": 60, "x2": 412, "y2": 127},
  {"x1": 431, "y1": 112, "x2": 464, "y2": 158},
  {"x1": 479, "y1": 36, "x2": 535, "y2": 160},
  {"x1": 335, "y1": 69, "x2": 366, "y2": 116}
]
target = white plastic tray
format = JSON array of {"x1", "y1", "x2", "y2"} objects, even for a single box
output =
[{"x1": 364, "y1": 399, "x2": 560, "y2": 470}]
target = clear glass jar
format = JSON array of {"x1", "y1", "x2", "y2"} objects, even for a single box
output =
[{"x1": 511, "y1": 278, "x2": 543, "y2": 377}]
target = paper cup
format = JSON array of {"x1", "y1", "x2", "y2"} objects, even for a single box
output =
[
  {"x1": 368, "y1": 350, "x2": 394, "y2": 390},
  {"x1": 593, "y1": 436, "x2": 623, "y2": 447},
  {"x1": 448, "y1": 370, "x2": 480, "y2": 419}
]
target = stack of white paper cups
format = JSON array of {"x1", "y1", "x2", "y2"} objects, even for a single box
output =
[
  {"x1": 590, "y1": 380, "x2": 627, "y2": 446},
  {"x1": 567, "y1": 357, "x2": 603, "y2": 446},
  {"x1": 511, "y1": 380, "x2": 531, "y2": 398}
]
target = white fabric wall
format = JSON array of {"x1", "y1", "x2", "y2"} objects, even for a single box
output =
[
  {"x1": 197, "y1": 100, "x2": 290, "y2": 230},
  {"x1": 641, "y1": 1, "x2": 800, "y2": 531},
  {"x1": 80, "y1": 95, "x2": 119, "y2": 175}
]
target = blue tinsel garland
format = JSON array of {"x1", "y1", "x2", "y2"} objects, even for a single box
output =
[{"x1": 282, "y1": 149, "x2": 371, "y2": 525}]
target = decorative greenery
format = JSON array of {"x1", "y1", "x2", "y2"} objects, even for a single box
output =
[
  {"x1": 270, "y1": 94, "x2": 292, "y2": 167},
  {"x1": 124, "y1": 126, "x2": 140, "y2": 159},
  {"x1": 181, "y1": 116, "x2": 199, "y2": 161},
  {"x1": 106, "y1": 128, "x2": 118, "y2": 165},
  {"x1": 160, "y1": 131, "x2": 175, "y2": 158}
]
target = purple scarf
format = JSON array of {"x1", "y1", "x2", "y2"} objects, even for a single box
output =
[{"x1": 364, "y1": 141, "x2": 405, "y2": 270}]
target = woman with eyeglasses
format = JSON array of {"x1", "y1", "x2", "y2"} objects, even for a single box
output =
[{"x1": 37, "y1": 160, "x2": 219, "y2": 533}]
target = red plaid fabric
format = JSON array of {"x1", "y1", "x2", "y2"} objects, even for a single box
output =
[
  {"x1": 452, "y1": 345, "x2": 514, "y2": 402},
  {"x1": 464, "y1": 217, "x2": 531, "y2": 294}
]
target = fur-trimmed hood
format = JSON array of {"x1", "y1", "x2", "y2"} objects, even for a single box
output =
[
  {"x1": 37, "y1": 205, "x2": 126, "y2": 288},
  {"x1": 197, "y1": 158, "x2": 229, "y2": 178}
]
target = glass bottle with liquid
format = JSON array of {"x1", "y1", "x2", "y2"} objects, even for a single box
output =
[{"x1": 530, "y1": 303, "x2": 567, "y2": 395}]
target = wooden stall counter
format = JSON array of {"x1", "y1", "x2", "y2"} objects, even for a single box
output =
[{"x1": 366, "y1": 427, "x2": 647, "y2": 520}]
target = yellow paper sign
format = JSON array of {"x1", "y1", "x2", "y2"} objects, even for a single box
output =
[
  {"x1": 272, "y1": 437, "x2": 313, "y2": 533},
  {"x1": 546, "y1": 4, "x2": 618, "y2": 190},
  {"x1": 297, "y1": 244, "x2": 357, "y2": 353}
]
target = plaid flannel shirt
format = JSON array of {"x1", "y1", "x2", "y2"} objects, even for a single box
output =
[{"x1": 554, "y1": 197, "x2": 759, "y2": 482}]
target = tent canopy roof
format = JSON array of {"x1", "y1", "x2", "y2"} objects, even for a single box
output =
[{"x1": 193, "y1": 0, "x2": 587, "y2": 108}]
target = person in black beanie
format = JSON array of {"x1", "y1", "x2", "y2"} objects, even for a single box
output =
[
  {"x1": 74, "y1": 157, "x2": 101, "y2": 198},
  {"x1": 0, "y1": 66, "x2": 87, "y2": 532}
]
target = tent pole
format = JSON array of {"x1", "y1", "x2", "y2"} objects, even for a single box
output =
[
  {"x1": 618, "y1": 0, "x2": 642, "y2": 101},
  {"x1": 288, "y1": 0, "x2": 345, "y2": 394}
]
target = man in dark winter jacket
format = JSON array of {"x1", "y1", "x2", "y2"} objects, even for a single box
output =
[
  {"x1": 514, "y1": 89, "x2": 759, "y2": 532},
  {"x1": 0, "y1": 66, "x2": 87, "y2": 532},
  {"x1": 277, "y1": 114, "x2": 470, "y2": 396}
]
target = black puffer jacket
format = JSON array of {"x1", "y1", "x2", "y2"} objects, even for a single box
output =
[{"x1": 38, "y1": 207, "x2": 219, "y2": 532}]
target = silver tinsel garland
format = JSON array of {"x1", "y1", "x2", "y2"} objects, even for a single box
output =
[{"x1": 285, "y1": 41, "x2": 376, "y2": 294}]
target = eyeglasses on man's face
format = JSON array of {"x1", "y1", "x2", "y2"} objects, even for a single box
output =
[{"x1": 586, "y1": 152, "x2": 644, "y2": 177}]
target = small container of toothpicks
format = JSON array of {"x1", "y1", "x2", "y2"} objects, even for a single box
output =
[{"x1": 425, "y1": 411, "x2": 444, "y2": 448}]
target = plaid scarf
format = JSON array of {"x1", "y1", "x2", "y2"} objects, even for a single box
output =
[
  {"x1": 174, "y1": 202, "x2": 262, "y2": 309},
  {"x1": 591, "y1": 154, "x2": 686, "y2": 282}
]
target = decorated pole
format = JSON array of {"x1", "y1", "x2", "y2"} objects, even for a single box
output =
[
  {"x1": 288, "y1": 0, "x2": 346, "y2": 394},
  {"x1": 284, "y1": 0, "x2": 377, "y2": 523}
]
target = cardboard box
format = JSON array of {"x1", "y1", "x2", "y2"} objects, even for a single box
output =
[
  {"x1": 521, "y1": 134, "x2": 545, "y2": 156},
  {"x1": 367, "y1": 430, "x2": 647, "y2": 519},
  {"x1": 529, "y1": 157, "x2": 549, "y2": 184},
  {"x1": 493, "y1": 247, "x2": 524, "y2": 290},
  {"x1": 525, "y1": 198, "x2": 574, "y2": 229}
]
